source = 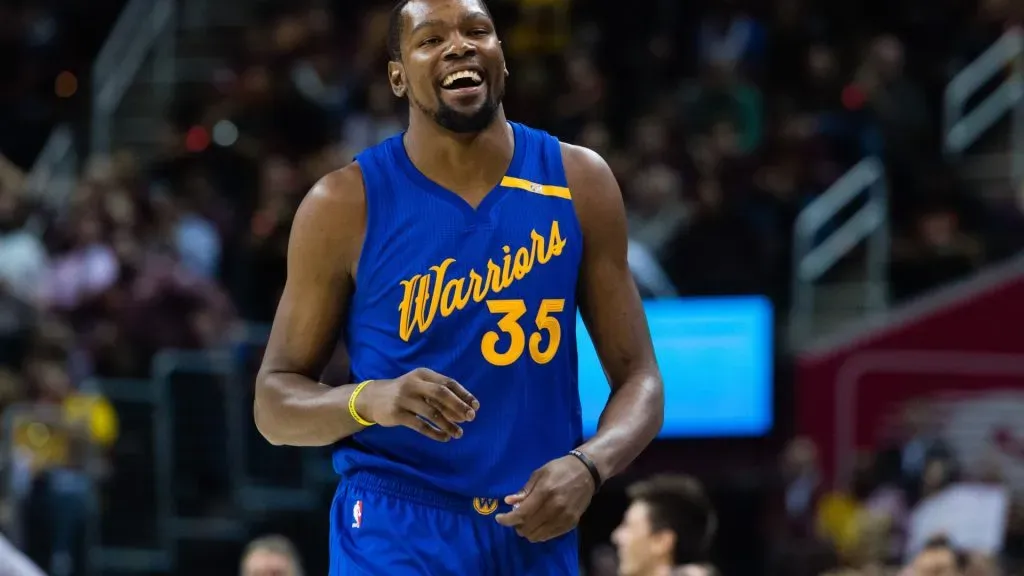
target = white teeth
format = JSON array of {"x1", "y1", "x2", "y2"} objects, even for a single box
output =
[{"x1": 442, "y1": 70, "x2": 482, "y2": 87}]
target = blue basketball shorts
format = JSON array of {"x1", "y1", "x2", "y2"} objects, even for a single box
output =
[{"x1": 328, "y1": 471, "x2": 579, "y2": 576}]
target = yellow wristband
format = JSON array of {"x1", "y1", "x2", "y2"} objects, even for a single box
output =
[{"x1": 348, "y1": 380, "x2": 376, "y2": 427}]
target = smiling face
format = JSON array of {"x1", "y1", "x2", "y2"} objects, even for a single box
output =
[{"x1": 388, "y1": 0, "x2": 507, "y2": 134}]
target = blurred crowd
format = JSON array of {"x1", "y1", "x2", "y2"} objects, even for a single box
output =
[
  {"x1": 763, "y1": 425, "x2": 1024, "y2": 576},
  {"x1": 1, "y1": 0, "x2": 1024, "y2": 574}
]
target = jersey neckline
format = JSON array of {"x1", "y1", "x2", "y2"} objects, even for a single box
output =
[{"x1": 392, "y1": 121, "x2": 526, "y2": 225}]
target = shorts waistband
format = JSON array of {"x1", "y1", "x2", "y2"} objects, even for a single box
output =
[{"x1": 343, "y1": 470, "x2": 514, "y2": 517}]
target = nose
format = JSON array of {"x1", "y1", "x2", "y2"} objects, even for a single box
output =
[{"x1": 443, "y1": 35, "x2": 476, "y2": 60}]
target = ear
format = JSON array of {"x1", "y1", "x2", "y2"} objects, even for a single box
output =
[
  {"x1": 652, "y1": 529, "x2": 676, "y2": 561},
  {"x1": 387, "y1": 61, "x2": 406, "y2": 98}
]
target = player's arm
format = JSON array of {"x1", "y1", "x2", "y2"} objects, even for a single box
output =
[
  {"x1": 564, "y1": 142, "x2": 665, "y2": 482},
  {"x1": 254, "y1": 166, "x2": 479, "y2": 447},
  {"x1": 253, "y1": 166, "x2": 367, "y2": 446}
]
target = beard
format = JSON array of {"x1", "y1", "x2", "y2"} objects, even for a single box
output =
[{"x1": 413, "y1": 81, "x2": 504, "y2": 134}]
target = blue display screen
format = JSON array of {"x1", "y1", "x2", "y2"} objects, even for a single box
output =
[{"x1": 577, "y1": 296, "x2": 773, "y2": 438}]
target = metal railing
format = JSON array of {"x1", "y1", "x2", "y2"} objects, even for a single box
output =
[
  {"x1": 22, "y1": 126, "x2": 77, "y2": 218},
  {"x1": 91, "y1": 0, "x2": 176, "y2": 156},
  {"x1": 944, "y1": 27, "x2": 1024, "y2": 189},
  {"x1": 790, "y1": 157, "x2": 889, "y2": 340},
  {"x1": 20, "y1": 0, "x2": 177, "y2": 221},
  {"x1": 791, "y1": 27, "x2": 1024, "y2": 342}
]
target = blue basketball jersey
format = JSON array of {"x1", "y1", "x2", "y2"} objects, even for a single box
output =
[{"x1": 334, "y1": 122, "x2": 584, "y2": 499}]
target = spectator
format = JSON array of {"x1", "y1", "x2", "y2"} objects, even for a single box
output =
[
  {"x1": 904, "y1": 535, "x2": 965, "y2": 576},
  {"x1": 662, "y1": 178, "x2": 764, "y2": 296},
  {"x1": 891, "y1": 204, "x2": 984, "y2": 302},
  {"x1": 612, "y1": 474, "x2": 717, "y2": 575},
  {"x1": 876, "y1": 404, "x2": 957, "y2": 505},
  {"x1": 241, "y1": 534, "x2": 304, "y2": 576},
  {"x1": 11, "y1": 354, "x2": 117, "y2": 576},
  {"x1": 697, "y1": 2, "x2": 766, "y2": 75}
]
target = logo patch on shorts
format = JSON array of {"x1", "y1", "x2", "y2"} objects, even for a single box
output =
[
  {"x1": 352, "y1": 500, "x2": 363, "y2": 528},
  {"x1": 472, "y1": 497, "x2": 498, "y2": 515}
]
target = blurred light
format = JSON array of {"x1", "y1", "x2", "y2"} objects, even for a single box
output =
[
  {"x1": 185, "y1": 126, "x2": 210, "y2": 152},
  {"x1": 212, "y1": 120, "x2": 239, "y2": 147},
  {"x1": 841, "y1": 84, "x2": 866, "y2": 110},
  {"x1": 54, "y1": 71, "x2": 77, "y2": 98}
]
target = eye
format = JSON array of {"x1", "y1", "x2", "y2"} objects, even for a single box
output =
[
  {"x1": 420, "y1": 37, "x2": 441, "y2": 47},
  {"x1": 469, "y1": 28, "x2": 489, "y2": 36}
]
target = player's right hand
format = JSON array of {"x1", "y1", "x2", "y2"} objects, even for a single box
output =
[{"x1": 354, "y1": 368, "x2": 479, "y2": 441}]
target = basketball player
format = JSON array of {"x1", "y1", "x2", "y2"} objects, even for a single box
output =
[
  {"x1": 254, "y1": 0, "x2": 664, "y2": 574},
  {"x1": 611, "y1": 475, "x2": 717, "y2": 576}
]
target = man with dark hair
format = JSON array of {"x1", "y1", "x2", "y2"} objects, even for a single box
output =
[
  {"x1": 240, "y1": 534, "x2": 303, "y2": 576},
  {"x1": 254, "y1": 0, "x2": 664, "y2": 574},
  {"x1": 906, "y1": 535, "x2": 964, "y2": 576},
  {"x1": 612, "y1": 475, "x2": 717, "y2": 576}
]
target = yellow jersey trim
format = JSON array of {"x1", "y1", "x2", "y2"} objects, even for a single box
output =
[{"x1": 500, "y1": 176, "x2": 572, "y2": 200}]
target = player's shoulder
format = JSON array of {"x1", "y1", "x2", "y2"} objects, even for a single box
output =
[
  {"x1": 557, "y1": 142, "x2": 619, "y2": 206},
  {"x1": 287, "y1": 162, "x2": 369, "y2": 271},
  {"x1": 554, "y1": 142, "x2": 626, "y2": 240},
  {"x1": 297, "y1": 162, "x2": 367, "y2": 222},
  {"x1": 291, "y1": 162, "x2": 367, "y2": 256},
  {"x1": 558, "y1": 142, "x2": 613, "y2": 182}
]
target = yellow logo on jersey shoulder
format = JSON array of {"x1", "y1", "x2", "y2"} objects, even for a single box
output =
[
  {"x1": 500, "y1": 176, "x2": 572, "y2": 200},
  {"x1": 472, "y1": 497, "x2": 499, "y2": 516},
  {"x1": 397, "y1": 220, "x2": 568, "y2": 341}
]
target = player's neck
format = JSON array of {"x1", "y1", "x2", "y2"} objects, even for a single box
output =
[{"x1": 404, "y1": 109, "x2": 513, "y2": 185}]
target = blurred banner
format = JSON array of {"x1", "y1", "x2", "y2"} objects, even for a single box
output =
[
  {"x1": 578, "y1": 296, "x2": 774, "y2": 439},
  {"x1": 905, "y1": 482, "x2": 1009, "y2": 559},
  {"x1": 797, "y1": 257, "x2": 1024, "y2": 487}
]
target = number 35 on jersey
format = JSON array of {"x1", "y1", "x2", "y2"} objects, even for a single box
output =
[{"x1": 397, "y1": 221, "x2": 569, "y2": 367}]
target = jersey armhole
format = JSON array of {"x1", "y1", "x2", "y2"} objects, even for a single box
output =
[
  {"x1": 350, "y1": 159, "x2": 379, "y2": 292},
  {"x1": 551, "y1": 139, "x2": 585, "y2": 255}
]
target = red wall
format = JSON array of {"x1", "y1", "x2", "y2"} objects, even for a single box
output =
[{"x1": 797, "y1": 268, "x2": 1024, "y2": 486}]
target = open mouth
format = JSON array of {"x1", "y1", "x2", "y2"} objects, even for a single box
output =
[{"x1": 441, "y1": 69, "x2": 485, "y2": 91}]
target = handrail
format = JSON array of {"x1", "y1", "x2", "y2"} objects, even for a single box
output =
[
  {"x1": 792, "y1": 28, "x2": 1023, "y2": 343},
  {"x1": 791, "y1": 157, "x2": 888, "y2": 340},
  {"x1": 23, "y1": 125, "x2": 77, "y2": 212},
  {"x1": 944, "y1": 27, "x2": 1024, "y2": 186},
  {"x1": 91, "y1": 0, "x2": 176, "y2": 155}
]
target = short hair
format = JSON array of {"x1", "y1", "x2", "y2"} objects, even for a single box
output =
[
  {"x1": 920, "y1": 535, "x2": 967, "y2": 570},
  {"x1": 627, "y1": 474, "x2": 717, "y2": 566},
  {"x1": 387, "y1": 0, "x2": 493, "y2": 61},
  {"x1": 241, "y1": 535, "x2": 303, "y2": 576}
]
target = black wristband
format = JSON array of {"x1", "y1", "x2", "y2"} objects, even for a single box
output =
[{"x1": 569, "y1": 449, "x2": 602, "y2": 492}]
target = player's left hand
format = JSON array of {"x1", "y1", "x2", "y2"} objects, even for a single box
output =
[{"x1": 494, "y1": 455, "x2": 596, "y2": 542}]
